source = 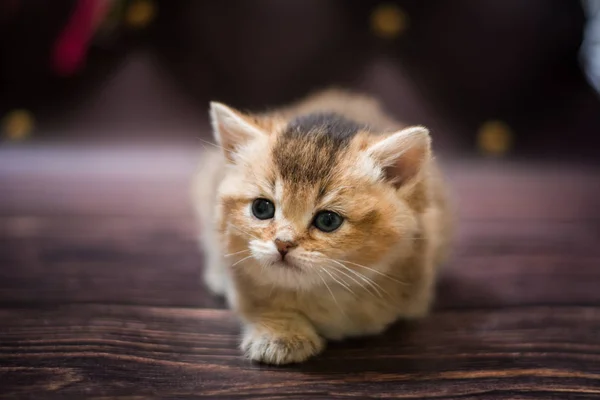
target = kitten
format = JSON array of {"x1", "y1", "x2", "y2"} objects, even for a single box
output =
[{"x1": 192, "y1": 89, "x2": 453, "y2": 365}]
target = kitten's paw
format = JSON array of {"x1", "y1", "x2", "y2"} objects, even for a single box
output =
[
  {"x1": 203, "y1": 267, "x2": 227, "y2": 296},
  {"x1": 241, "y1": 324, "x2": 325, "y2": 365}
]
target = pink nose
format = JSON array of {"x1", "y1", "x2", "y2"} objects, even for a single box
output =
[{"x1": 274, "y1": 239, "x2": 297, "y2": 257}]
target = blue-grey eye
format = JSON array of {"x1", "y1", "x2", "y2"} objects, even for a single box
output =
[
  {"x1": 252, "y1": 198, "x2": 275, "y2": 220},
  {"x1": 313, "y1": 211, "x2": 343, "y2": 232}
]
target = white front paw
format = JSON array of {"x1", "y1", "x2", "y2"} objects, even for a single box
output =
[{"x1": 241, "y1": 326, "x2": 325, "y2": 365}]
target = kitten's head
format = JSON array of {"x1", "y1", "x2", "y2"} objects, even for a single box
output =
[{"x1": 210, "y1": 102, "x2": 431, "y2": 290}]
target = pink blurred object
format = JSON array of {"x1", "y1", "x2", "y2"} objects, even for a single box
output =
[{"x1": 52, "y1": 0, "x2": 112, "y2": 77}]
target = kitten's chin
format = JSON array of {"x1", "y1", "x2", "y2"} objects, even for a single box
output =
[
  {"x1": 250, "y1": 257, "x2": 320, "y2": 290},
  {"x1": 270, "y1": 259, "x2": 302, "y2": 271}
]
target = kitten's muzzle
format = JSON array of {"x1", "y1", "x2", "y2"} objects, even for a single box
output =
[{"x1": 274, "y1": 239, "x2": 297, "y2": 258}]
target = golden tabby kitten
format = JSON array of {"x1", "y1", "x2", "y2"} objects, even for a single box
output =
[{"x1": 192, "y1": 89, "x2": 452, "y2": 365}]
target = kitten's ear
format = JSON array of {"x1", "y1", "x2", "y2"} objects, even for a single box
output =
[
  {"x1": 209, "y1": 102, "x2": 267, "y2": 161},
  {"x1": 366, "y1": 126, "x2": 431, "y2": 188}
]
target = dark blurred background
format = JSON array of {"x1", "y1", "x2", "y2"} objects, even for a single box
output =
[{"x1": 1, "y1": 0, "x2": 600, "y2": 161}]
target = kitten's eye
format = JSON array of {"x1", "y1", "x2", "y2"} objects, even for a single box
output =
[
  {"x1": 313, "y1": 211, "x2": 344, "y2": 233},
  {"x1": 252, "y1": 198, "x2": 275, "y2": 220}
]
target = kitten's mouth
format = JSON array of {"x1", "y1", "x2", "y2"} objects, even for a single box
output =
[{"x1": 272, "y1": 259, "x2": 301, "y2": 271}]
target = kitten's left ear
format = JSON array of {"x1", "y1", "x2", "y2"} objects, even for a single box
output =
[
  {"x1": 366, "y1": 126, "x2": 431, "y2": 188},
  {"x1": 209, "y1": 102, "x2": 267, "y2": 162}
]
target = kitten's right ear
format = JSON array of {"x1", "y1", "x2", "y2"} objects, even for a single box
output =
[
  {"x1": 366, "y1": 126, "x2": 431, "y2": 188},
  {"x1": 209, "y1": 102, "x2": 267, "y2": 162}
]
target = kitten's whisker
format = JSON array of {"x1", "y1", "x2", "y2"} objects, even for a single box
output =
[
  {"x1": 316, "y1": 269, "x2": 348, "y2": 318},
  {"x1": 327, "y1": 259, "x2": 384, "y2": 298},
  {"x1": 228, "y1": 223, "x2": 260, "y2": 241},
  {"x1": 327, "y1": 261, "x2": 375, "y2": 296},
  {"x1": 345, "y1": 268, "x2": 392, "y2": 299},
  {"x1": 224, "y1": 249, "x2": 250, "y2": 258},
  {"x1": 320, "y1": 268, "x2": 350, "y2": 289},
  {"x1": 320, "y1": 268, "x2": 357, "y2": 298},
  {"x1": 334, "y1": 259, "x2": 409, "y2": 286},
  {"x1": 361, "y1": 274, "x2": 391, "y2": 298},
  {"x1": 338, "y1": 265, "x2": 391, "y2": 298},
  {"x1": 230, "y1": 255, "x2": 253, "y2": 268},
  {"x1": 295, "y1": 255, "x2": 381, "y2": 299}
]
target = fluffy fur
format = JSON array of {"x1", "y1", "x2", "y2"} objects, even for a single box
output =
[{"x1": 192, "y1": 89, "x2": 453, "y2": 365}]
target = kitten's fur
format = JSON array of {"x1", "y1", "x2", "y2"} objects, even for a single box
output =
[{"x1": 192, "y1": 89, "x2": 452, "y2": 365}]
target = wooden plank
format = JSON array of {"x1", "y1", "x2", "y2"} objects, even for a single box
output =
[
  {"x1": 0, "y1": 216, "x2": 224, "y2": 309},
  {"x1": 1, "y1": 305, "x2": 600, "y2": 398}
]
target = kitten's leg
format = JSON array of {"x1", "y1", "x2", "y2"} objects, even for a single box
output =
[
  {"x1": 192, "y1": 149, "x2": 228, "y2": 296},
  {"x1": 241, "y1": 311, "x2": 325, "y2": 365},
  {"x1": 200, "y1": 232, "x2": 227, "y2": 296}
]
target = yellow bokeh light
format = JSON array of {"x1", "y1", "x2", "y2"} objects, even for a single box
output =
[
  {"x1": 477, "y1": 120, "x2": 513, "y2": 157},
  {"x1": 126, "y1": 0, "x2": 155, "y2": 29},
  {"x1": 370, "y1": 3, "x2": 408, "y2": 39},
  {"x1": 2, "y1": 109, "x2": 35, "y2": 141}
]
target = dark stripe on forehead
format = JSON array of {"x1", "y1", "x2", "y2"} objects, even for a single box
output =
[
  {"x1": 273, "y1": 112, "x2": 362, "y2": 184},
  {"x1": 286, "y1": 112, "x2": 362, "y2": 142}
]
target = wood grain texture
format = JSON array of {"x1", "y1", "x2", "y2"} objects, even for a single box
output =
[
  {"x1": 0, "y1": 144, "x2": 599, "y2": 398},
  {"x1": 2, "y1": 305, "x2": 600, "y2": 398}
]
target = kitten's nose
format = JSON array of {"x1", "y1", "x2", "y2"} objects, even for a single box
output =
[{"x1": 274, "y1": 239, "x2": 297, "y2": 258}]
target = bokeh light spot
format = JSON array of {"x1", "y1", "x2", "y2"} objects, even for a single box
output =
[
  {"x1": 477, "y1": 120, "x2": 514, "y2": 157},
  {"x1": 126, "y1": 0, "x2": 156, "y2": 29},
  {"x1": 2, "y1": 109, "x2": 35, "y2": 141},
  {"x1": 370, "y1": 3, "x2": 408, "y2": 39}
]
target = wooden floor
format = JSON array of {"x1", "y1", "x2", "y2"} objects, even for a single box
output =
[{"x1": 1, "y1": 143, "x2": 600, "y2": 399}]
